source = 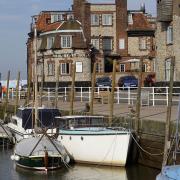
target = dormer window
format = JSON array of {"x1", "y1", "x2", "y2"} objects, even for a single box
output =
[
  {"x1": 128, "y1": 14, "x2": 133, "y2": 25},
  {"x1": 51, "y1": 14, "x2": 63, "y2": 23},
  {"x1": 61, "y1": 36, "x2": 72, "y2": 48}
]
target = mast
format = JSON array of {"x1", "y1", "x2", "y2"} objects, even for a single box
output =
[{"x1": 34, "y1": 23, "x2": 38, "y2": 129}]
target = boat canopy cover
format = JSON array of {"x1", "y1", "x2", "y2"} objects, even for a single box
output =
[
  {"x1": 15, "y1": 136, "x2": 66, "y2": 157},
  {"x1": 157, "y1": 165, "x2": 180, "y2": 179},
  {"x1": 17, "y1": 108, "x2": 61, "y2": 130}
]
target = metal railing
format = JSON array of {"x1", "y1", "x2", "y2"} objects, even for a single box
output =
[{"x1": 1, "y1": 86, "x2": 180, "y2": 106}]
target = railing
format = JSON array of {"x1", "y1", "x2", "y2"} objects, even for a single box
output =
[{"x1": 1, "y1": 86, "x2": 180, "y2": 106}]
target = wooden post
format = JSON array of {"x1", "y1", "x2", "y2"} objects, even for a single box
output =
[
  {"x1": 162, "y1": 57, "x2": 175, "y2": 167},
  {"x1": 90, "y1": 63, "x2": 96, "y2": 115},
  {"x1": 25, "y1": 73, "x2": 31, "y2": 106},
  {"x1": 14, "y1": 71, "x2": 20, "y2": 115},
  {"x1": 135, "y1": 57, "x2": 143, "y2": 134},
  {"x1": 4, "y1": 70, "x2": 10, "y2": 120},
  {"x1": 55, "y1": 66, "x2": 60, "y2": 108},
  {"x1": 109, "y1": 60, "x2": 116, "y2": 126},
  {"x1": 39, "y1": 73, "x2": 44, "y2": 107},
  {"x1": 69, "y1": 63, "x2": 76, "y2": 115}
]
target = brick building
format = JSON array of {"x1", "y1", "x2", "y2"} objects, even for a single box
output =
[
  {"x1": 27, "y1": 0, "x2": 156, "y2": 86},
  {"x1": 156, "y1": 0, "x2": 180, "y2": 82}
]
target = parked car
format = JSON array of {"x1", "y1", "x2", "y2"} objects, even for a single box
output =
[
  {"x1": 95, "y1": 76, "x2": 112, "y2": 91},
  {"x1": 118, "y1": 75, "x2": 138, "y2": 89}
]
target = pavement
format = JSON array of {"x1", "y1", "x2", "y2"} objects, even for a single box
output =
[{"x1": 4, "y1": 98, "x2": 179, "y2": 123}]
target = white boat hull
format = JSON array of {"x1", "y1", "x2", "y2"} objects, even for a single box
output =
[{"x1": 58, "y1": 132, "x2": 131, "y2": 166}]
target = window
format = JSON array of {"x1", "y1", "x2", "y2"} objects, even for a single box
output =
[
  {"x1": 76, "y1": 62, "x2": 83, "y2": 73},
  {"x1": 128, "y1": 14, "x2": 133, "y2": 25},
  {"x1": 96, "y1": 63, "x2": 101, "y2": 73},
  {"x1": 47, "y1": 63, "x2": 55, "y2": 76},
  {"x1": 61, "y1": 36, "x2": 72, "y2": 48},
  {"x1": 51, "y1": 14, "x2": 63, "y2": 23},
  {"x1": 139, "y1": 37, "x2": 147, "y2": 50},
  {"x1": 119, "y1": 39, "x2": 125, "y2": 49},
  {"x1": 91, "y1": 14, "x2": 99, "y2": 26},
  {"x1": 102, "y1": 14, "x2": 112, "y2": 25},
  {"x1": 37, "y1": 63, "x2": 43, "y2": 76},
  {"x1": 167, "y1": 26, "x2": 173, "y2": 44},
  {"x1": 91, "y1": 39, "x2": 99, "y2": 49},
  {"x1": 142, "y1": 64, "x2": 147, "y2": 72},
  {"x1": 61, "y1": 63, "x2": 70, "y2": 75},
  {"x1": 165, "y1": 59, "x2": 171, "y2": 81},
  {"x1": 47, "y1": 36, "x2": 54, "y2": 49},
  {"x1": 120, "y1": 64, "x2": 125, "y2": 72},
  {"x1": 102, "y1": 38, "x2": 112, "y2": 51}
]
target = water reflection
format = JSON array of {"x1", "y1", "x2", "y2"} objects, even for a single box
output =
[{"x1": 0, "y1": 149, "x2": 159, "y2": 180}]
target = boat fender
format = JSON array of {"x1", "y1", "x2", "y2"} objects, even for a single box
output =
[
  {"x1": 11, "y1": 155, "x2": 20, "y2": 161},
  {"x1": 65, "y1": 155, "x2": 70, "y2": 164}
]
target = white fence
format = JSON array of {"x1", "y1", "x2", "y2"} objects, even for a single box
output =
[{"x1": 1, "y1": 86, "x2": 180, "y2": 106}]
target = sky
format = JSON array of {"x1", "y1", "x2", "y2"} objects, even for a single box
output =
[{"x1": 0, "y1": 0, "x2": 156, "y2": 80}]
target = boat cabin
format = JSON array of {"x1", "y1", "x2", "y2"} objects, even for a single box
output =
[
  {"x1": 11, "y1": 107, "x2": 61, "y2": 130},
  {"x1": 55, "y1": 116, "x2": 105, "y2": 130}
]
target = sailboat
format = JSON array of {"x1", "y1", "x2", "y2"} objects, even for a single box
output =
[
  {"x1": 11, "y1": 22, "x2": 70, "y2": 171},
  {"x1": 56, "y1": 115, "x2": 131, "y2": 166}
]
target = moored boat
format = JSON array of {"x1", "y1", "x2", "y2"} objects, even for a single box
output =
[
  {"x1": 7, "y1": 107, "x2": 61, "y2": 142},
  {"x1": 56, "y1": 115, "x2": 131, "y2": 166},
  {"x1": 11, "y1": 136, "x2": 70, "y2": 170}
]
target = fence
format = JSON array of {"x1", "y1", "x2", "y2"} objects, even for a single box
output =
[{"x1": 1, "y1": 86, "x2": 180, "y2": 106}]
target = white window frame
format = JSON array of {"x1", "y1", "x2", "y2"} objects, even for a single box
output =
[
  {"x1": 91, "y1": 14, "x2": 99, "y2": 26},
  {"x1": 61, "y1": 36, "x2": 72, "y2": 48},
  {"x1": 102, "y1": 14, "x2": 112, "y2": 26},
  {"x1": 165, "y1": 59, "x2": 171, "y2": 81},
  {"x1": 120, "y1": 64, "x2": 126, "y2": 72},
  {"x1": 76, "y1": 62, "x2": 83, "y2": 73},
  {"x1": 51, "y1": 14, "x2": 63, "y2": 23},
  {"x1": 47, "y1": 63, "x2": 55, "y2": 76},
  {"x1": 61, "y1": 63, "x2": 70, "y2": 75},
  {"x1": 167, "y1": 26, "x2": 173, "y2": 44},
  {"x1": 47, "y1": 36, "x2": 54, "y2": 49},
  {"x1": 139, "y1": 37, "x2": 147, "y2": 50},
  {"x1": 119, "y1": 39, "x2": 125, "y2": 49},
  {"x1": 142, "y1": 64, "x2": 147, "y2": 72},
  {"x1": 91, "y1": 39, "x2": 100, "y2": 49},
  {"x1": 128, "y1": 14, "x2": 133, "y2": 25}
]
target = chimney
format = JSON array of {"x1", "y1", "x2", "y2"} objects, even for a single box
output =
[
  {"x1": 115, "y1": 0, "x2": 128, "y2": 56},
  {"x1": 73, "y1": 0, "x2": 91, "y2": 44}
]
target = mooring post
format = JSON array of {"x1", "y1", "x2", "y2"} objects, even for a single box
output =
[
  {"x1": 109, "y1": 60, "x2": 116, "y2": 126},
  {"x1": 14, "y1": 71, "x2": 20, "y2": 115},
  {"x1": 69, "y1": 63, "x2": 76, "y2": 115},
  {"x1": 135, "y1": 57, "x2": 143, "y2": 134},
  {"x1": 90, "y1": 63, "x2": 96, "y2": 115},
  {"x1": 4, "y1": 70, "x2": 10, "y2": 120},
  {"x1": 162, "y1": 57, "x2": 175, "y2": 167}
]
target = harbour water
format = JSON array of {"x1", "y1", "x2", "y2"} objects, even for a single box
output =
[{"x1": 0, "y1": 149, "x2": 159, "y2": 180}]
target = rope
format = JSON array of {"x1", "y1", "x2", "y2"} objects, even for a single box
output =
[{"x1": 131, "y1": 132, "x2": 164, "y2": 156}]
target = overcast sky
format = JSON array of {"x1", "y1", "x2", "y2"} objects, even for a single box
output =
[{"x1": 0, "y1": 0, "x2": 156, "y2": 80}]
